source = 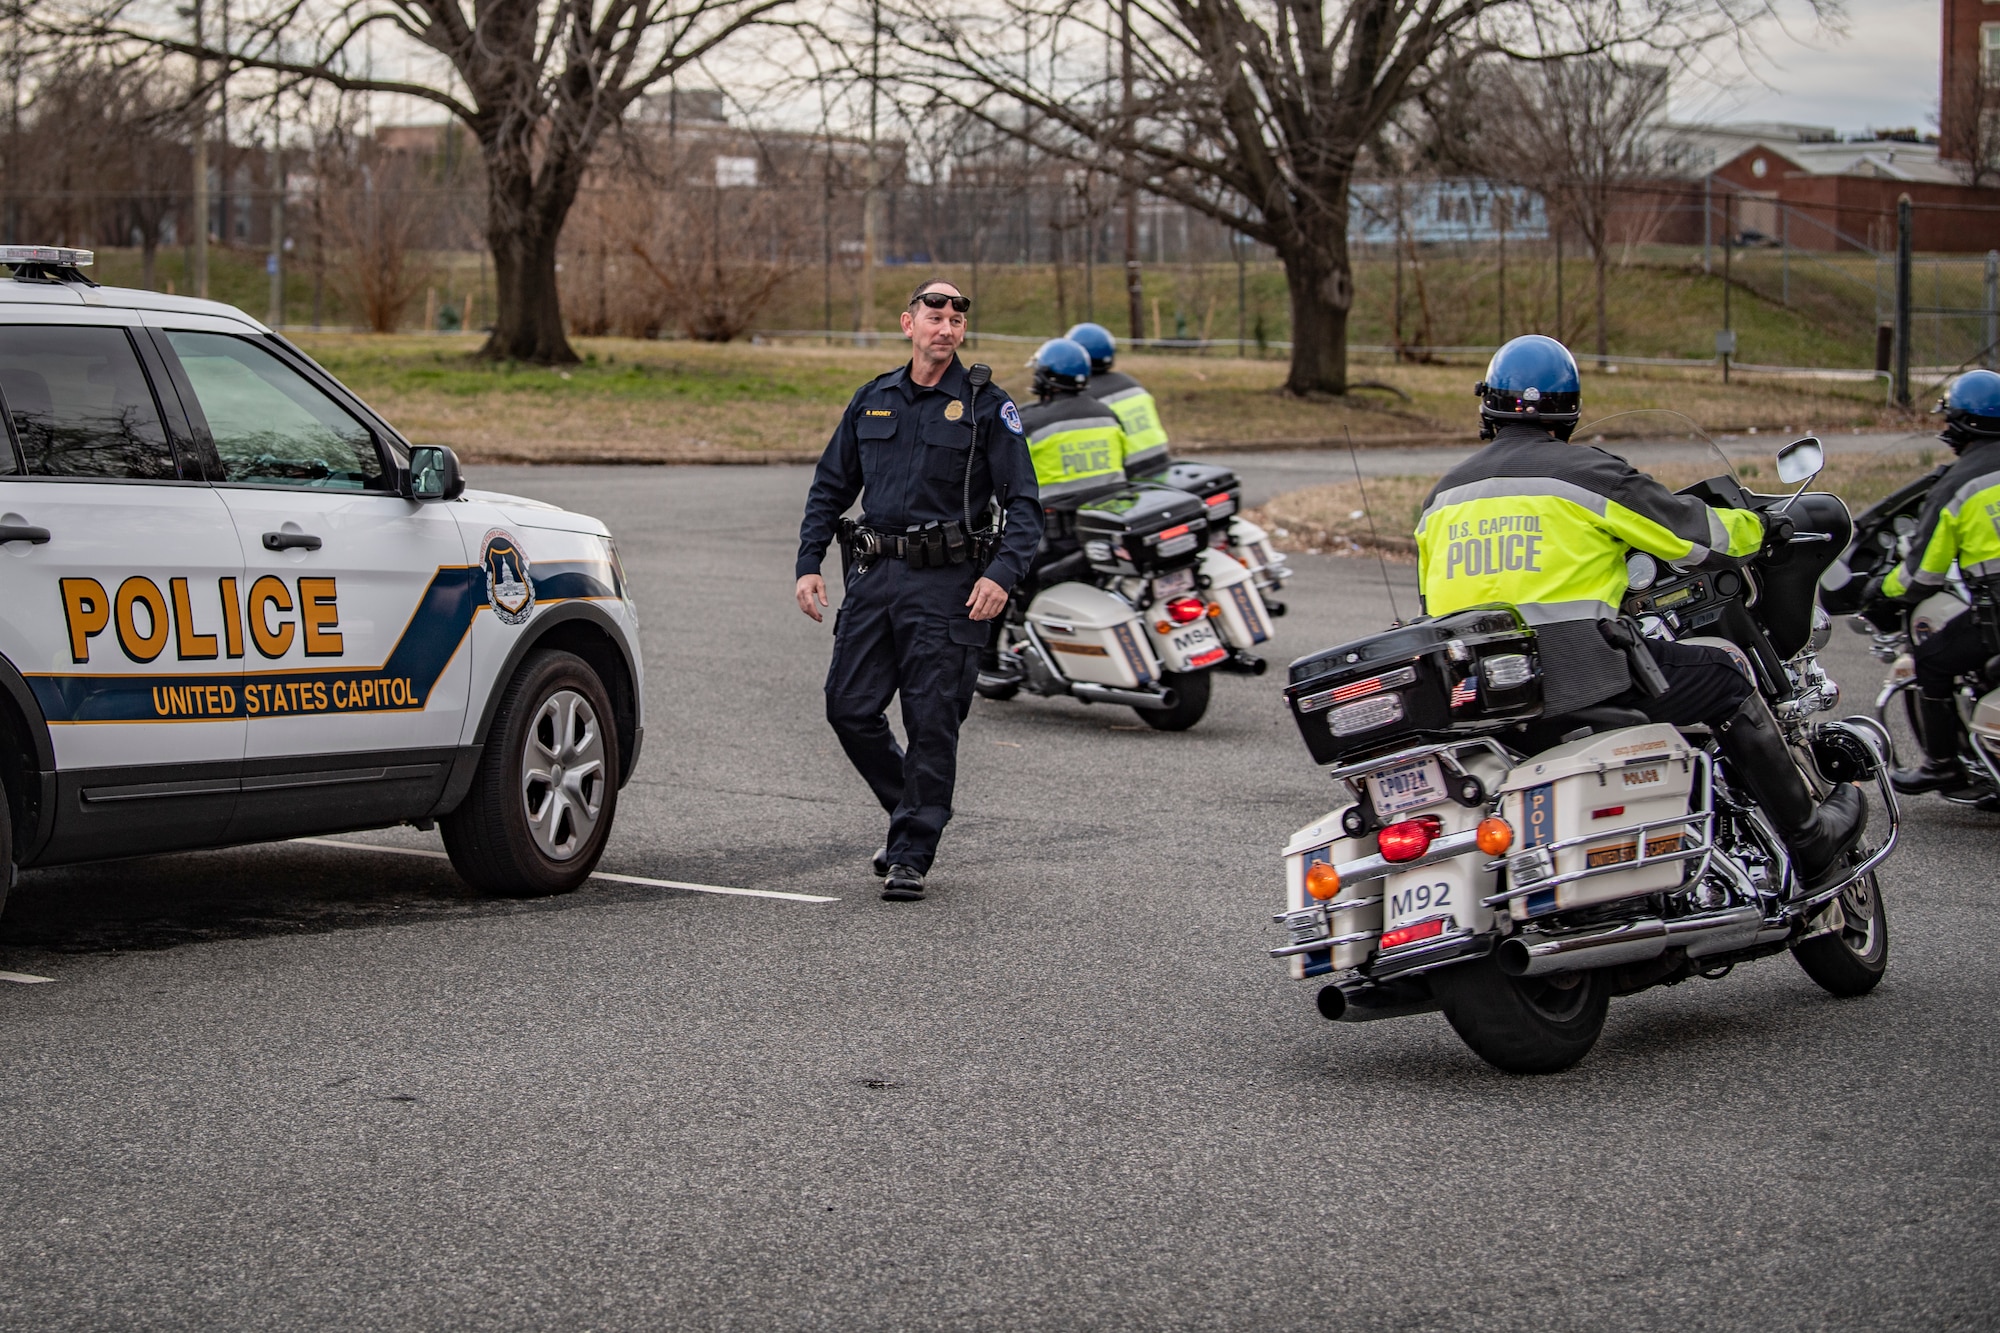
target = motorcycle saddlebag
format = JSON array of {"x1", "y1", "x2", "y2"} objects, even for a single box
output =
[
  {"x1": 1284, "y1": 607, "x2": 1543, "y2": 766},
  {"x1": 1076, "y1": 483, "x2": 1211, "y2": 577}
]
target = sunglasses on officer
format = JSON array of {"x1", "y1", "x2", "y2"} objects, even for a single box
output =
[{"x1": 910, "y1": 291, "x2": 972, "y2": 313}]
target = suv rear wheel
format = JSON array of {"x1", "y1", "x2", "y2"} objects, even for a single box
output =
[{"x1": 443, "y1": 649, "x2": 619, "y2": 897}]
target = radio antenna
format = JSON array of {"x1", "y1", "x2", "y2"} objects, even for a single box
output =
[{"x1": 1345, "y1": 425, "x2": 1403, "y2": 624}]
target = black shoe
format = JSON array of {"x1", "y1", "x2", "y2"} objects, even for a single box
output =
[
  {"x1": 881, "y1": 864, "x2": 926, "y2": 901},
  {"x1": 1891, "y1": 756, "x2": 1969, "y2": 794},
  {"x1": 1715, "y1": 697, "x2": 1867, "y2": 894},
  {"x1": 872, "y1": 847, "x2": 889, "y2": 877}
]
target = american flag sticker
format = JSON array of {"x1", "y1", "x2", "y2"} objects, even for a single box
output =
[{"x1": 1450, "y1": 675, "x2": 1479, "y2": 708}]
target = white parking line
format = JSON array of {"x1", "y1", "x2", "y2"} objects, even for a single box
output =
[
  {"x1": 0, "y1": 971, "x2": 54, "y2": 984},
  {"x1": 291, "y1": 837, "x2": 838, "y2": 903}
]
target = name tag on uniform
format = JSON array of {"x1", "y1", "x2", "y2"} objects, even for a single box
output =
[{"x1": 863, "y1": 409, "x2": 894, "y2": 418}]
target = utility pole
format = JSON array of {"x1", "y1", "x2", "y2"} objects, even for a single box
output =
[
  {"x1": 5, "y1": 0, "x2": 20, "y2": 244},
  {"x1": 267, "y1": 97, "x2": 283, "y2": 328},
  {"x1": 1894, "y1": 194, "x2": 1913, "y2": 406},
  {"x1": 1120, "y1": 0, "x2": 1142, "y2": 344},
  {"x1": 859, "y1": 0, "x2": 880, "y2": 338},
  {"x1": 190, "y1": 0, "x2": 209, "y2": 298},
  {"x1": 1984, "y1": 248, "x2": 1997, "y2": 371},
  {"x1": 1721, "y1": 192, "x2": 1733, "y2": 385},
  {"x1": 218, "y1": 0, "x2": 230, "y2": 250}
]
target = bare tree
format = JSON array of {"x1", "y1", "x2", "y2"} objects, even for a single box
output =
[
  {"x1": 57, "y1": 0, "x2": 795, "y2": 363},
  {"x1": 319, "y1": 133, "x2": 440, "y2": 331},
  {"x1": 885, "y1": 0, "x2": 1805, "y2": 396},
  {"x1": 1476, "y1": 56, "x2": 1667, "y2": 367},
  {"x1": 1939, "y1": 61, "x2": 2000, "y2": 189}
]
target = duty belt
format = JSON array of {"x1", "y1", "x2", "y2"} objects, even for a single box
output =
[{"x1": 840, "y1": 518, "x2": 997, "y2": 571}]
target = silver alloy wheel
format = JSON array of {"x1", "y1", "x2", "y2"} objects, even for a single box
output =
[
  {"x1": 1834, "y1": 870, "x2": 1880, "y2": 959},
  {"x1": 520, "y1": 688, "x2": 605, "y2": 861}
]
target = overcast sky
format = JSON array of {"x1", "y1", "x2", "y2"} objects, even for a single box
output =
[{"x1": 1677, "y1": 0, "x2": 1942, "y2": 136}]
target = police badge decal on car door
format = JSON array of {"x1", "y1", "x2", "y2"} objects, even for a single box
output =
[{"x1": 483, "y1": 530, "x2": 535, "y2": 626}]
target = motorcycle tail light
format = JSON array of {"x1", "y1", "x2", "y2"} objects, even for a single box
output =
[
  {"x1": 1380, "y1": 917, "x2": 1447, "y2": 950},
  {"x1": 1166, "y1": 596, "x2": 1206, "y2": 624},
  {"x1": 1305, "y1": 861, "x2": 1341, "y2": 900},
  {"x1": 1377, "y1": 816, "x2": 1441, "y2": 863},
  {"x1": 1476, "y1": 817, "x2": 1513, "y2": 855}
]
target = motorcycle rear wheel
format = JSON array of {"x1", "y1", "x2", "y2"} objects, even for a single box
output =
[
  {"x1": 1434, "y1": 957, "x2": 1609, "y2": 1075},
  {"x1": 1791, "y1": 869, "x2": 1889, "y2": 997},
  {"x1": 1137, "y1": 669, "x2": 1211, "y2": 731}
]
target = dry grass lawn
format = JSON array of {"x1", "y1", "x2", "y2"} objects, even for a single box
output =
[
  {"x1": 290, "y1": 332, "x2": 1909, "y2": 465},
  {"x1": 1251, "y1": 448, "x2": 1944, "y2": 561}
]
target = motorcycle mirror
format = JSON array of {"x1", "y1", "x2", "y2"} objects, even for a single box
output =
[
  {"x1": 1625, "y1": 550, "x2": 1658, "y2": 591},
  {"x1": 1819, "y1": 558, "x2": 1853, "y2": 591},
  {"x1": 1776, "y1": 436, "x2": 1824, "y2": 486}
]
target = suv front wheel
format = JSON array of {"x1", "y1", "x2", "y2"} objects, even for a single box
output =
[{"x1": 443, "y1": 649, "x2": 620, "y2": 897}]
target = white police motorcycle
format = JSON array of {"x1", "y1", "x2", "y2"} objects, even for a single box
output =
[
  {"x1": 1269, "y1": 437, "x2": 1897, "y2": 1072},
  {"x1": 977, "y1": 482, "x2": 1276, "y2": 731}
]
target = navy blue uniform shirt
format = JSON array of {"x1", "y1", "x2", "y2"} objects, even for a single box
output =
[{"x1": 796, "y1": 356, "x2": 1043, "y2": 591}]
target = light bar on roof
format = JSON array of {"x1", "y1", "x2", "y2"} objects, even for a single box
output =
[{"x1": 0, "y1": 246, "x2": 94, "y2": 267}]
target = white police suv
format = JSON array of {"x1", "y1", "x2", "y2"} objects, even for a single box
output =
[{"x1": 0, "y1": 247, "x2": 642, "y2": 907}]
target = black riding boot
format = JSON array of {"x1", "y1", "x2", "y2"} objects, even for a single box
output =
[
  {"x1": 1891, "y1": 693, "x2": 1970, "y2": 794},
  {"x1": 1715, "y1": 696, "x2": 1867, "y2": 894}
]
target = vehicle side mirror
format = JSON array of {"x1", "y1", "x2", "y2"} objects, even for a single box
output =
[
  {"x1": 1776, "y1": 436, "x2": 1823, "y2": 486},
  {"x1": 408, "y1": 445, "x2": 464, "y2": 502}
]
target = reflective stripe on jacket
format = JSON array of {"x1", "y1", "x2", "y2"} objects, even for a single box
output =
[
  {"x1": 1416, "y1": 426, "x2": 1765, "y2": 623},
  {"x1": 1088, "y1": 371, "x2": 1169, "y2": 475},
  {"x1": 1881, "y1": 438, "x2": 2000, "y2": 598},
  {"x1": 1018, "y1": 394, "x2": 1129, "y2": 503}
]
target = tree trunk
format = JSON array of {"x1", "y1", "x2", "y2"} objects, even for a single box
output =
[
  {"x1": 141, "y1": 235, "x2": 158, "y2": 291},
  {"x1": 1280, "y1": 237, "x2": 1352, "y2": 395},
  {"x1": 478, "y1": 148, "x2": 582, "y2": 365}
]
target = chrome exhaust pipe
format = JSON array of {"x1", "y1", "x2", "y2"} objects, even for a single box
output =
[
  {"x1": 1497, "y1": 905, "x2": 1765, "y2": 978},
  {"x1": 1071, "y1": 681, "x2": 1179, "y2": 710},
  {"x1": 1215, "y1": 651, "x2": 1267, "y2": 676}
]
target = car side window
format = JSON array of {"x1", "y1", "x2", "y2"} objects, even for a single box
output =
[
  {"x1": 165, "y1": 331, "x2": 385, "y2": 490},
  {"x1": 0, "y1": 325, "x2": 177, "y2": 479}
]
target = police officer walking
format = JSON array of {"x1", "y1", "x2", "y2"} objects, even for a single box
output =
[
  {"x1": 796, "y1": 280, "x2": 1042, "y2": 901},
  {"x1": 1415, "y1": 335, "x2": 1866, "y2": 892},
  {"x1": 1066, "y1": 322, "x2": 1170, "y2": 478},
  {"x1": 1864, "y1": 369, "x2": 2000, "y2": 793}
]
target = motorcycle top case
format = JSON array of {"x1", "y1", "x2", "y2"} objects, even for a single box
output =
[
  {"x1": 1284, "y1": 607, "x2": 1541, "y2": 766},
  {"x1": 1151, "y1": 461, "x2": 1243, "y2": 527},
  {"x1": 1076, "y1": 483, "x2": 1212, "y2": 576}
]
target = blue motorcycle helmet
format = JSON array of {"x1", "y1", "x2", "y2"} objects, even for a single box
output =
[
  {"x1": 1031, "y1": 337, "x2": 1092, "y2": 397},
  {"x1": 1936, "y1": 368, "x2": 2000, "y2": 452},
  {"x1": 1065, "y1": 322, "x2": 1117, "y2": 375},
  {"x1": 1476, "y1": 334, "x2": 1583, "y2": 441}
]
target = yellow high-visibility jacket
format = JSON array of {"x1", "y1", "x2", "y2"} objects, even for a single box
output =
[
  {"x1": 1088, "y1": 371, "x2": 1170, "y2": 477},
  {"x1": 1017, "y1": 393, "x2": 1129, "y2": 505},
  {"x1": 1881, "y1": 437, "x2": 2000, "y2": 599},
  {"x1": 1416, "y1": 426, "x2": 1765, "y2": 625}
]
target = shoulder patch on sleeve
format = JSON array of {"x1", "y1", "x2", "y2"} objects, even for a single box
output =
[{"x1": 1001, "y1": 401, "x2": 1023, "y2": 434}]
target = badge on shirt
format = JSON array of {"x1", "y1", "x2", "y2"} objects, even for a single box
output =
[
  {"x1": 1001, "y1": 401, "x2": 1023, "y2": 434},
  {"x1": 944, "y1": 399, "x2": 964, "y2": 422}
]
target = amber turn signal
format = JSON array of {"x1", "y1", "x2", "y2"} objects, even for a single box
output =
[
  {"x1": 1476, "y1": 817, "x2": 1514, "y2": 855},
  {"x1": 1305, "y1": 861, "x2": 1341, "y2": 900}
]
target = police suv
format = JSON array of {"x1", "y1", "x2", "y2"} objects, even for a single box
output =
[{"x1": 0, "y1": 247, "x2": 642, "y2": 909}]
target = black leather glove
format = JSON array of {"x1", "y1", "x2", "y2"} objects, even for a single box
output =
[{"x1": 1859, "y1": 573, "x2": 1905, "y2": 632}]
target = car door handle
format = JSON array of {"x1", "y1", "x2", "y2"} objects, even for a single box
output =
[
  {"x1": 262, "y1": 531, "x2": 323, "y2": 552},
  {"x1": 0, "y1": 524, "x2": 51, "y2": 544}
]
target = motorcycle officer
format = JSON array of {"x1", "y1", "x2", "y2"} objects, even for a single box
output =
[
  {"x1": 1065, "y1": 322, "x2": 1170, "y2": 479},
  {"x1": 795, "y1": 279, "x2": 1043, "y2": 902},
  {"x1": 1862, "y1": 368, "x2": 2000, "y2": 794},
  {"x1": 1415, "y1": 334, "x2": 1866, "y2": 893},
  {"x1": 978, "y1": 338, "x2": 1131, "y2": 684}
]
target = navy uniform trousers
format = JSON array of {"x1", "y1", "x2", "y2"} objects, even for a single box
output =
[{"x1": 826, "y1": 556, "x2": 990, "y2": 873}]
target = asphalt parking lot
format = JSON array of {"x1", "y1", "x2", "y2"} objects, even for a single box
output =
[{"x1": 1, "y1": 458, "x2": 1995, "y2": 1330}]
